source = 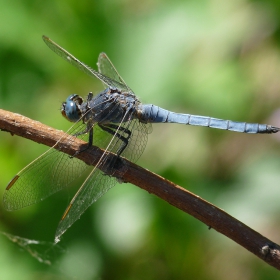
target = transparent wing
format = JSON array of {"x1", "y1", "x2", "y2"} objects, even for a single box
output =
[
  {"x1": 55, "y1": 117, "x2": 152, "y2": 242},
  {"x1": 97, "y1": 52, "x2": 134, "y2": 94},
  {"x1": 3, "y1": 122, "x2": 91, "y2": 211},
  {"x1": 42, "y1": 35, "x2": 128, "y2": 91},
  {"x1": 54, "y1": 168, "x2": 116, "y2": 243}
]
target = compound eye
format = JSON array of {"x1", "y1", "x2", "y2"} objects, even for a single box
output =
[{"x1": 61, "y1": 95, "x2": 82, "y2": 122}]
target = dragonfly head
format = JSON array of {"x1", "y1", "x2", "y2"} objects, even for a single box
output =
[{"x1": 61, "y1": 94, "x2": 84, "y2": 122}]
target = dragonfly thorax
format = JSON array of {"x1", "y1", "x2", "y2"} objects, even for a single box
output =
[
  {"x1": 85, "y1": 88, "x2": 139, "y2": 124},
  {"x1": 61, "y1": 94, "x2": 84, "y2": 122}
]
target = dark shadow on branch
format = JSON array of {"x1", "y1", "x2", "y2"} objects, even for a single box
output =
[{"x1": 1, "y1": 108, "x2": 280, "y2": 269}]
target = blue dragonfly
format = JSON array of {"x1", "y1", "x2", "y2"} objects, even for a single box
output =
[{"x1": 4, "y1": 36, "x2": 279, "y2": 243}]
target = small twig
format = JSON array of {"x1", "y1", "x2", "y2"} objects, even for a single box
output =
[{"x1": 1, "y1": 108, "x2": 280, "y2": 269}]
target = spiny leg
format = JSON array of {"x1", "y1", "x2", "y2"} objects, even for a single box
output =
[
  {"x1": 71, "y1": 123, "x2": 94, "y2": 157},
  {"x1": 99, "y1": 123, "x2": 132, "y2": 156},
  {"x1": 103, "y1": 123, "x2": 132, "y2": 139}
]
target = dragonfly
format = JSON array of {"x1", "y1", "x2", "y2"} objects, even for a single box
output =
[{"x1": 3, "y1": 36, "x2": 280, "y2": 243}]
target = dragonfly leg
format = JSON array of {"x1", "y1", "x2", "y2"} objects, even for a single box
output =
[
  {"x1": 99, "y1": 123, "x2": 132, "y2": 156},
  {"x1": 70, "y1": 121, "x2": 94, "y2": 158},
  {"x1": 73, "y1": 118, "x2": 94, "y2": 137}
]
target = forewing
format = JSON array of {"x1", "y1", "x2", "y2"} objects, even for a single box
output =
[
  {"x1": 42, "y1": 36, "x2": 128, "y2": 91},
  {"x1": 3, "y1": 141, "x2": 89, "y2": 211},
  {"x1": 3, "y1": 117, "x2": 105, "y2": 211}
]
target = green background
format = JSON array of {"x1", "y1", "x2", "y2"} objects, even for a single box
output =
[{"x1": 1, "y1": 0, "x2": 280, "y2": 279}]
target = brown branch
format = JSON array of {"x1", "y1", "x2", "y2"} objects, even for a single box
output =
[{"x1": 1, "y1": 108, "x2": 280, "y2": 269}]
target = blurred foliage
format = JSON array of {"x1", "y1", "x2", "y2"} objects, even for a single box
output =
[{"x1": 1, "y1": 0, "x2": 280, "y2": 279}]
